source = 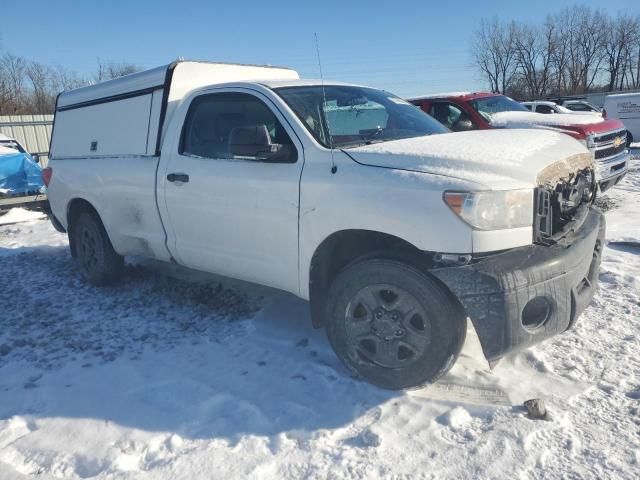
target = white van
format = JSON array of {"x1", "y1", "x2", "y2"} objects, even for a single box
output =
[
  {"x1": 604, "y1": 92, "x2": 640, "y2": 146},
  {"x1": 45, "y1": 60, "x2": 605, "y2": 389}
]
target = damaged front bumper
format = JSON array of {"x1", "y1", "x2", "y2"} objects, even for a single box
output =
[{"x1": 431, "y1": 207, "x2": 605, "y2": 363}]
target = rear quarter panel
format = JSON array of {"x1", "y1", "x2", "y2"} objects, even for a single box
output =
[{"x1": 47, "y1": 156, "x2": 171, "y2": 261}]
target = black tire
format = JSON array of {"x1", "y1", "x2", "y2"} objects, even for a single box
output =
[
  {"x1": 627, "y1": 131, "x2": 634, "y2": 148},
  {"x1": 324, "y1": 257, "x2": 467, "y2": 390},
  {"x1": 72, "y1": 212, "x2": 123, "y2": 285}
]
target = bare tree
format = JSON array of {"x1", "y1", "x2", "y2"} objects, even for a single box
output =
[
  {"x1": 472, "y1": 6, "x2": 640, "y2": 98},
  {"x1": 576, "y1": 7, "x2": 607, "y2": 91},
  {"x1": 513, "y1": 21, "x2": 556, "y2": 98},
  {"x1": 471, "y1": 18, "x2": 517, "y2": 93},
  {"x1": 25, "y1": 61, "x2": 56, "y2": 113},
  {"x1": 0, "y1": 53, "x2": 28, "y2": 113},
  {"x1": 549, "y1": 14, "x2": 570, "y2": 94},
  {"x1": 0, "y1": 51, "x2": 137, "y2": 114},
  {"x1": 606, "y1": 15, "x2": 638, "y2": 90},
  {"x1": 54, "y1": 65, "x2": 89, "y2": 92},
  {"x1": 95, "y1": 58, "x2": 141, "y2": 82},
  {"x1": 629, "y1": 44, "x2": 640, "y2": 89}
]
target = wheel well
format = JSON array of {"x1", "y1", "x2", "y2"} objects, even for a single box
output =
[
  {"x1": 308, "y1": 230, "x2": 435, "y2": 328},
  {"x1": 66, "y1": 198, "x2": 100, "y2": 258}
]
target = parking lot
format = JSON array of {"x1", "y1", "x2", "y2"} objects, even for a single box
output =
[{"x1": 0, "y1": 154, "x2": 637, "y2": 479}]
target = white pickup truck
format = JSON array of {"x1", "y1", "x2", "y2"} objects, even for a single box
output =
[{"x1": 46, "y1": 61, "x2": 605, "y2": 389}]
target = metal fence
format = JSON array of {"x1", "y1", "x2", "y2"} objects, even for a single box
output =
[{"x1": 0, "y1": 114, "x2": 53, "y2": 166}]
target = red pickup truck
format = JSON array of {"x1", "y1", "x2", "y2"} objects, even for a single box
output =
[{"x1": 410, "y1": 92, "x2": 628, "y2": 192}]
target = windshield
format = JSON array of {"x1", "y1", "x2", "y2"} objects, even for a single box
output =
[
  {"x1": 274, "y1": 85, "x2": 447, "y2": 148},
  {"x1": 566, "y1": 101, "x2": 600, "y2": 112},
  {"x1": 469, "y1": 95, "x2": 528, "y2": 121},
  {"x1": 0, "y1": 140, "x2": 25, "y2": 153}
]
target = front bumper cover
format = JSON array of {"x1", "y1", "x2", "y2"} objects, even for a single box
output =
[
  {"x1": 596, "y1": 150, "x2": 628, "y2": 192},
  {"x1": 431, "y1": 207, "x2": 605, "y2": 362}
]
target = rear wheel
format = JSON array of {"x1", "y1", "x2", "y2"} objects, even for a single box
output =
[
  {"x1": 324, "y1": 257, "x2": 467, "y2": 390},
  {"x1": 72, "y1": 212, "x2": 123, "y2": 285}
]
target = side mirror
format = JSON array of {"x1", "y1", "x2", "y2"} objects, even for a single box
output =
[
  {"x1": 229, "y1": 124, "x2": 287, "y2": 162},
  {"x1": 31, "y1": 153, "x2": 40, "y2": 164}
]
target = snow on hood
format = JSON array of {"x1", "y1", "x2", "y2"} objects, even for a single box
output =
[
  {"x1": 345, "y1": 129, "x2": 592, "y2": 189},
  {"x1": 489, "y1": 111, "x2": 604, "y2": 128}
]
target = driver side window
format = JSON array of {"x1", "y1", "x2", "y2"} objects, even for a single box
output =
[
  {"x1": 535, "y1": 104, "x2": 555, "y2": 114},
  {"x1": 181, "y1": 92, "x2": 297, "y2": 163},
  {"x1": 429, "y1": 102, "x2": 477, "y2": 132}
]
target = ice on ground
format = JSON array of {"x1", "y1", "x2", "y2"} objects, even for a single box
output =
[
  {"x1": 0, "y1": 207, "x2": 46, "y2": 226},
  {"x1": 0, "y1": 154, "x2": 639, "y2": 479}
]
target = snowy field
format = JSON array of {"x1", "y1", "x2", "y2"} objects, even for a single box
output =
[{"x1": 1, "y1": 154, "x2": 639, "y2": 480}]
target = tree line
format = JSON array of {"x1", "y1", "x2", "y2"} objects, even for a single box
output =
[
  {"x1": 471, "y1": 5, "x2": 640, "y2": 100},
  {"x1": 3, "y1": 5, "x2": 639, "y2": 113},
  {"x1": 0, "y1": 55, "x2": 140, "y2": 115}
]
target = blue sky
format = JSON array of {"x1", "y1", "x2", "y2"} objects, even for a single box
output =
[{"x1": 2, "y1": 0, "x2": 639, "y2": 97}]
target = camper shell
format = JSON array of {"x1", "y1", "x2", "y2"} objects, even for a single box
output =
[{"x1": 51, "y1": 61, "x2": 299, "y2": 159}]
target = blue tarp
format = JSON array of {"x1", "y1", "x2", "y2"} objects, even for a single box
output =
[{"x1": 0, "y1": 152, "x2": 44, "y2": 197}]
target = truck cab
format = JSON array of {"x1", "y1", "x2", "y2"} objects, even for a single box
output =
[
  {"x1": 410, "y1": 92, "x2": 629, "y2": 192},
  {"x1": 46, "y1": 62, "x2": 605, "y2": 389},
  {"x1": 563, "y1": 100, "x2": 602, "y2": 114}
]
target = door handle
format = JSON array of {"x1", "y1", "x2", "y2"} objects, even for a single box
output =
[{"x1": 167, "y1": 173, "x2": 189, "y2": 183}]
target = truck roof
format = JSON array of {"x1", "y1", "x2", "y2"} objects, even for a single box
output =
[
  {"x1": 521, "y1": 100, "x2": 559, "y2": 106},
  {"x1": 258, "y1": 79, "x2": 367, "y2": 89},
  {"x1": 605, "y1": 91, "x2": 640, "y2": 99},
  {"x1": 408, "y1": 92, "x2": 498, "y2": 102}
]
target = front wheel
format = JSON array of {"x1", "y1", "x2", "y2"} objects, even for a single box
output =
[
  {"x1": 324, "y1": 257, "x2": 467, "y2": 390},
  {"x1": 72, "y1": 212, "x2": 124, "y2": 285}
]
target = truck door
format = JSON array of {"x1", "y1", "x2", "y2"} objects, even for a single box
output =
[{"x1": 158, "y1": 89, "x2": 304, "y2": 294}]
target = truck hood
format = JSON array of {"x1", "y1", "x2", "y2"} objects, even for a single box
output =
[{"x1": 345, "y1": 129, "x2": 592, "y2": 190}]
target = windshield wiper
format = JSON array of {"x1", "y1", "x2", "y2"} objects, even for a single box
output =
[{"x1": 336, "y1": 138, "x2": 388, "y2": 149}]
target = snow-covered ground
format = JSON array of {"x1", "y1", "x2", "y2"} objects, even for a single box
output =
[{"x1": 1, "y1": 154, "x2": 639, "y2": 480}]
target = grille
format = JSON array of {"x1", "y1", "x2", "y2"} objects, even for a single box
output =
[
  {"x1": 594, "y1": 142, "x2": 626, "y2": 159},
  {"x1": 593, "y1": 130, "x2": 626, "y2": 145}
]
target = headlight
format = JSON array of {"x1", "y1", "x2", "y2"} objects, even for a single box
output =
[{"x1": 443, "y1": 189, "x2": 533, "y2": 230}]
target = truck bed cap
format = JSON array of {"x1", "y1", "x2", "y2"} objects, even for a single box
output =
[
  {"x1": 57, "y1": 60, "x2": 298, "y2": 111},
  {"x1": 52, "y1": 60, "x2": 299, "y2": 158}
]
